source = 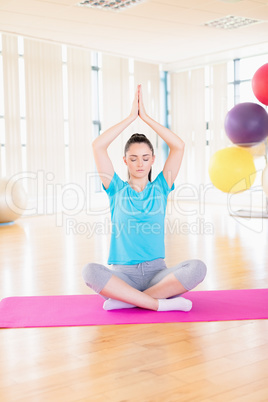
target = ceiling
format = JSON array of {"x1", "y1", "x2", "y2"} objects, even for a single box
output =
[{"x1": 0, "y1": 0, "x2": 267, "y2": 70}]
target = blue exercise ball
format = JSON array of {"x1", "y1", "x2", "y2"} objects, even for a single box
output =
[{"x1": 224, "y1": 102, "x2": 268, "y2": 146}]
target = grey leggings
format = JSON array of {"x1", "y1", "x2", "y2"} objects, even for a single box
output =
[{"x1": 82, "y1": 258, "x2": 207, "y2": 298}]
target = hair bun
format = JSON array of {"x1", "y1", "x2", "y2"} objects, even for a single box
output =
[{"x1": 131, "y1": 133, "x2": 146, "y2": 138}]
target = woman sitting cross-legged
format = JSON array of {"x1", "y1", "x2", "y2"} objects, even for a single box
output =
[{"x1": 82, "y1": 85, "x2": 207, "y2": 311}]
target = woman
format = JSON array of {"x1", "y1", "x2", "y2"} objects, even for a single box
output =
[{"x1": 82, "y1": 85, "x2": 207, "y2": 311}]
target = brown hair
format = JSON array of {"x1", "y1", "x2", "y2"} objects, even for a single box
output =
[{"x1": 124, "y1": 133, "x2": 154, "y2": 181}]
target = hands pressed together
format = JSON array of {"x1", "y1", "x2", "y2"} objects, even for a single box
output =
[
  {"x1": 130, "y1": 84, "x2": 147, "y2": 121},
  {"x1": 93, "y1": 81, "x2": 184, "y2": 191}
]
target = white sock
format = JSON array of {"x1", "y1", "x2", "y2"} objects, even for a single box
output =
[
  {"x1": 157, "y1": 296, "x2": 192, "y2": 312},
  {"x1": 103, "y1": 298, "x2": 136, "y2": 311}
]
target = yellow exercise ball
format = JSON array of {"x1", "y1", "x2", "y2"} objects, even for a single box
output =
[
  {"x1": 209, "y1": 147, "x2": 256, "y2": 193},
  {"x1": 262, "y1": 163, "x2": 268, "y2": 197},
  {"x1": 0, "y1": 178, "x2": 28, "y2": 224}
]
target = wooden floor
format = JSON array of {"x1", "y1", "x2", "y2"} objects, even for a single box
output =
[{"x1": 0, "y1": 202, "x2": 268, "y2": 401}]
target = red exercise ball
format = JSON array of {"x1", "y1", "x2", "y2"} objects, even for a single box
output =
[{"x1": 252, "y1": 63, "x2": 268, "y2": 106}]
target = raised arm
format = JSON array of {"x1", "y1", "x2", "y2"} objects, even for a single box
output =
[
  {"x1": 92, "y1": 87, "x2": 139, "y2": 189},
  {"x1": 138, "y1": 85, "x2": 185, "y2": 188}
]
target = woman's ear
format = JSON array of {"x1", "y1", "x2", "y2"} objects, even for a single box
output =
[
  {"x1": 152, "y1": 155, "x2": 156, "y2": 165},
  {"x1": 123, "y1": 156, "x2": 127, "y2": 165}
]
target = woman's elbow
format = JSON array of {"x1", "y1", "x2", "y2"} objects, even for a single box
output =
[
  {"x1": 92, "y1": 138, "x2": 98, "y2": 148},
  {"x1": 175, "y1": 139, "x2": 185, "y2": 152},
  {"x1": 92, "y1": 137, "x2": 103, "y2": 150},
  {"x1": 180, "y1": 140, "x2": 185, "y2": 150}
]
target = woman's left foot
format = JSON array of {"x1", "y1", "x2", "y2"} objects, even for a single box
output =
[{"x1": 103, "y1": 298, "x2": 136, "y2": 310}]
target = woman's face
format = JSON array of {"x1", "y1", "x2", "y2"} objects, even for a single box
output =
[{"x1": 123, "y1": 142, "x2": 155, "y2": 180}]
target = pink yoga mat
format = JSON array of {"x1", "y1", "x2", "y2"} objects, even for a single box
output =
[{"x1": 0, "y1": 289, "x2": 267, "y2": 328}]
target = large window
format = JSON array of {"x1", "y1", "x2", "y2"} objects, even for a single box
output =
[
  {"x1": 228, "y1": 54, "x2": 268, "y2": 106},
  {"x1": 1, "y1": 31, "x2": 266, "y2": 205}
]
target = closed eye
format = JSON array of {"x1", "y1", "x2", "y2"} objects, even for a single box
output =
[{"x1": 130, "y1": 158, "x2": 150, "y2": 162}]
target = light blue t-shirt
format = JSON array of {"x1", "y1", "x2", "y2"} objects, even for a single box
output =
[{"x1": 103, "y1": 171, "x2": 174, "y2": 265}]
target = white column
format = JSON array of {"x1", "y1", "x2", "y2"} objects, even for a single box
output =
[
  {"x1": 67, "y1": 47, "x2": 92, "y2": 188},
  {"x1": 2, "y1": 34, "x2": 22, "y2": 178},
  {"x1": 24, "y1": 39, "x2": 65, "y2": 201}
]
